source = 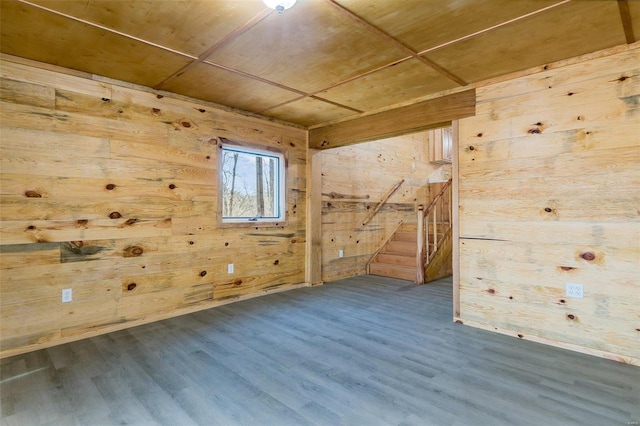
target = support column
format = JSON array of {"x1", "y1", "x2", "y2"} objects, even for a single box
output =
[{"x1": 305, "y1": 148, "x2": 323, "y2": 286}]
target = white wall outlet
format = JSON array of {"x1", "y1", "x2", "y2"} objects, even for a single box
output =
[
  {"x1": 566, "y1": 283, "x2": 584, "y2": 299},
  {"x1": 228, "y1": 263, "x2": 234, "y2": 274},
  {"x1": 339, "y1": 250, "x2": 344, "y2": 258},
  {"x1": 62, "y1": 288, "x2": 72, "y2": 303}
]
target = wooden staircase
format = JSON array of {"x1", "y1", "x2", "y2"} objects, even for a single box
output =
[
  {"x1": 369, "y1": 223, "x2": 418, "y2": 281},
  {"x1": 368, "y1": 179, "x2": 453, "y2": 284}
]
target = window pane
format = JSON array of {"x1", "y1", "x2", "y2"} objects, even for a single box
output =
[{"x1": 221, "y1": 147, "x2": 281, "y2": 219}]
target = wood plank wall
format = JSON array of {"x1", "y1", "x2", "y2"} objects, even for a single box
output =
[
  {"x1": 457, "y1": 46, "x2": 640, "y2": 364},
  {"x1": 0, "y1": 58, "x2": 308, "y2": 358},
  {"x1": 320, "y1": 132, "x2": 441, "y2": 282}
]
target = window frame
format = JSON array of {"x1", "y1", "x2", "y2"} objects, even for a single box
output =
[{"x1": 217, "y1": 137, "x2": 288, "y2": 228}]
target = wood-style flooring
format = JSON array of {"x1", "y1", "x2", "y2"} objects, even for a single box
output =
[{"x1": 1, "y1": 275, "x2": 638, "y2": 425}]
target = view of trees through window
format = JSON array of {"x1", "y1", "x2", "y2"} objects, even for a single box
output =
[{"x1": 221, "y1": 147, "x2": 281, "y2": 220}]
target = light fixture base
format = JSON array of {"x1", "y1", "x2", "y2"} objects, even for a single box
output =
[{"x1": 263, "y1": 0, "x2": 297, "y2": 14}]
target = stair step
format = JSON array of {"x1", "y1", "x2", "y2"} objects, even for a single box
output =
[
  {"x1": 377, "y1": 253, "x2": 416, "y2": 267},
  {"x1": 384, "y1": 240, "x2": 415, "y2": 255},
  {"x1": 393, "y1": 231, "x2": 417, "y2": 242},
  {"x1": 369, "y1": 263, "x2": 416, "y2": 282}
]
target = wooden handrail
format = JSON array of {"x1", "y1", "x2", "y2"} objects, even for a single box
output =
[
  {"x1": 361, "y1": 179, "x2": 404, "y2": 227},
  {"x1": 366, "y1": 220, "x2": 404, "y2": 274},
  {"x1": 416, "y1": 178, "x2": 452, "y2": 283},
  {"x1": 423, "y1": 178, "x2": 452, "y2": 216}
]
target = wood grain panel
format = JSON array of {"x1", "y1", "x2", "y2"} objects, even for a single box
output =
[
  {"x1": 162, "y1": 62, "x2": 301, "y2": 114},
  {"x1": 629, "y1": 1, "x2": 640, "y2": 43},
  {"x1": 309, "y1": 89, "x2": 475, "y2": 149},
  {"x1": 0, "y1": 1, "x2": 192, "y2": 87},
  {"x1": 0, "y1": 59, "x2": 111, "y2": 98},
  {"x1": 474, "y1": 47, "x2": 640, "y2": 103},
  {"x1": 0, "y1": 218, "x2": 173, "y2": 245},
  {"x1": 0, "y1": 57, "x2": 307, "y2": 357},
  {"x1": 0, "y1": 174, "x2": 215, "y2": 202},
  {"x1": 336, "y1": 0, "x2": 562, "y2": 53},
  {"x1": 318, "y1": 59, "x2": 458, "y2": 111},
  {"x1": 28, "y1": 0, "x2": 267, "y2": 57},
  {"x1": 205, "y1": 0, "x2": 406, "y2": 93},
  {"x1": 0, "y1": 242, "x2": 60, "y2": 269},
  {"x1": 0, "y1": 128, "x2": 110, "y2": 159},
  {"x1": 457, "y1": 46, "x2": 640, "y2": 362},
  {"x1": 264, "y1": 96, "x2": 357, "y2": 128},
  {"x1": 0, "y1": 101, "x2": 168, "y2": 145},
  {"x1": 458, "y1": 124, "x2": 640, "y2": 166},
  {"x1": 0, "y1": 198, "x2": 213, "y2": 222},
  {"x1": 459, "y1": 220, "x2": 638, "y2": 249},
  {"x1": 426, "y1": 1, "x2": 627, "y2": 84},
  {"x1": 0, "y1": 77, "x2": 54, "y2": 109}
]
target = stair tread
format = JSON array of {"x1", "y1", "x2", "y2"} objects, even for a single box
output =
[
  {"x1": 384, "y1": 240, "x2": 415, "y2": 255},
  {"x1": 386, "y1": 240, "x2": 414, "y2": 247},
  {"x1": 393, "y1": 231, "x2": 417, "y2": 242},
  {"x1": 370, "y1": 263, "x2": 416, "y2": 282},
  {"x1": 377, "y1": 253, "x2": 416, "y2": 266}
]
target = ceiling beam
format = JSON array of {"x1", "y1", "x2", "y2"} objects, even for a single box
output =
[
  {"x1": 618, "y1": 0, "x2": 636, "y2": 44},
  {"x1": 308, "y1": 89, "x2": 475, "y2": 150}
]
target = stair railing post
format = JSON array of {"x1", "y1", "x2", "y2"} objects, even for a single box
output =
[
  {"x1": 433, "y1": 206, "x2": 438, "y2": 256},
  {"x1": 416, "y1": 205, "x2": 425, "y2": 284}
]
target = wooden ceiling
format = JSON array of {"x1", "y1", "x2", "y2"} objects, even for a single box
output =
[{"x1": 1, "y1": 0, "x2": 637, "y2": 128}]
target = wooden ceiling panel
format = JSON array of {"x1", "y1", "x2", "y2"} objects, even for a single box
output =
[
  {"x1": 334, "y1": 0, "x2": 563, "y2": 53},
  {"x1": 425, "y1": 1, "x2": 627, "y2": 84},
  {"x1": 0, "y1": 0, "x2": 633, "y2": 128},
  {"x1": 627, "y1": 1, "x2": 640, "y2": 43},
  {"x1": 205, "y1": 0, "x2": 407, "y2": 93},
  {"x1": 318, "y1": 59, "x2": 459, "y2": 111},
  {"x1": 0, "y1": 1, "x2": 191, "y2": 87},
  {"x1": 161, "y1": 63, "x2": 301, "y2": 114},
  {"x1": 27, "y1": 0, "x2": 267, "y2": 57},
  {"x1": 264, "y1": 98, "x2": 356, "y2": 127}
]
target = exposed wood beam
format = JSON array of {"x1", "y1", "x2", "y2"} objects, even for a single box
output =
[
  {"x1": 451, "y1": 120, "x2": 461, "y2": 319},
  {"x1": 305, "y1": 149, "x2": 323, "y2": 286},
  {"x1": 309, "y1": 89, "x2": 475, "y2": 150},
  {"x1": 618, "y1": 0, "x2": 636, "y2": 44},
  {"x1": 323, "y1": 0, "x2": 467, "y2": 86}
]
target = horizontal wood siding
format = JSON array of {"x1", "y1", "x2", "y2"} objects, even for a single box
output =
[
  {"x1": 457, "y1": 46, "x2": 640, "y2": 364},
  {"x1": 320, "y1": 132, "x2": 441, "y2": 282},
  {"x1": 0, "y1": 59, "x2": 307, "y2": 358}
]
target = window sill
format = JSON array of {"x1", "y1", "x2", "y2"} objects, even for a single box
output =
[{"x1": 218, "y1": 219, "x2": 288, "y2": 229}]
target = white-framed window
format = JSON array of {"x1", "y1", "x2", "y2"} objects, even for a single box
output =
[{"x1": 219, "y1": 138, "x2": 286, "y2": 224}]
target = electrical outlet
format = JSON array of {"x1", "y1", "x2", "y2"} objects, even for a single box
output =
[
  {"x1": 339, "y1": 250, "x2": 344, "y2": 258},
  {"x1": 228, "y1": 263, "x2": 234, "y2": 274},
  {"x1": 62, "y1": 288, "x2": 72, "y2": 303},
  {"x1": 566, "y1": 283, "x2": 583, "y2": 299}
]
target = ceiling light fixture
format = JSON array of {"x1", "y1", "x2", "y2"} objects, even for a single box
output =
[{"x1": 263, "y1": 0, "x2": 297, "y2": 14}]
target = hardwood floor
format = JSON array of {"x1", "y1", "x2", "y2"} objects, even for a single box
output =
[{"x1": 1, "y1": 275, "x2": 638, "y2": 425}]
